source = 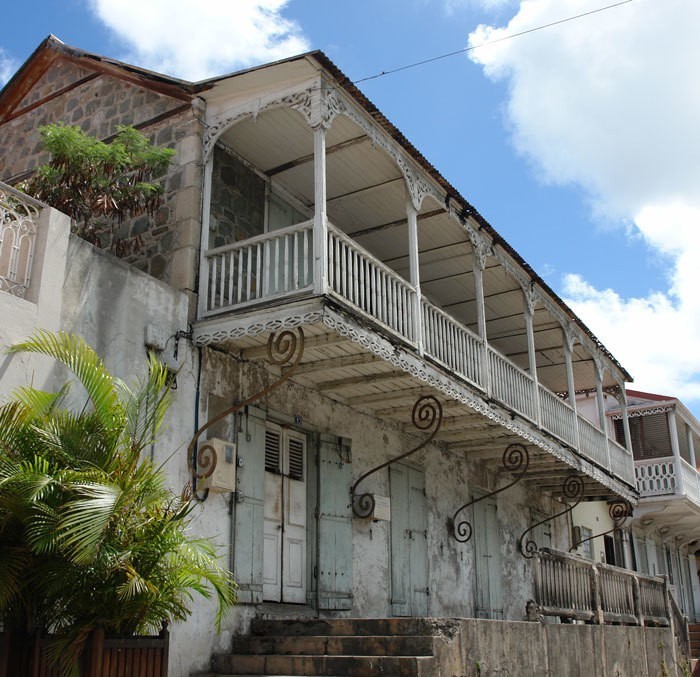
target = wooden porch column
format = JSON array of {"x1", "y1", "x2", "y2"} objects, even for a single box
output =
[
  {"x1": 563, "y1": 327, "x2": 582, "y2": 451},
  {"x1": 668, "y1": 408, "x2": 685, "y2": 495},
  {"x1": 197, "y1": 154, "x2": 214, "y2": 318},
  {"x1": 313, "y1": 125, "x2": 328, "y2": 295},
  {"x1": 523, "y1": 289, "x2": 541, "y2": 425},
  {"x1": 594, "y1": 357, "x2": 612, "y2": 469},
  {"x1": 618, "y1": 387, "x2": 633, "y2": 453},
  {"x1": 407, "y1": 199, "x2": 424, "y2": 354},
  {"x1": 686, "y1": 423, "x2": 697, "y2": 469},
  {"x1": 472, "y1": 241, "x2": 491, "y2": 394}
]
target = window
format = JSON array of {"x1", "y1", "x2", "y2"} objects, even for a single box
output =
[
  {"x1": 579, "y1": 526, "x2": 594, "y2": 560},
  {"x1": 614, "y1": 413, "x2": 671, "y2": 460}
]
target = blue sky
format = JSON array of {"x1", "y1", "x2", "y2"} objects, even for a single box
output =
[{"x1": 2, "y1": 0, "x2": 699, "y2": 415}]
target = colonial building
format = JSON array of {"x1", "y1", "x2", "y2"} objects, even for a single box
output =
[{"x1": 0, "y1": 36, "x2": 686, "y2": 676}]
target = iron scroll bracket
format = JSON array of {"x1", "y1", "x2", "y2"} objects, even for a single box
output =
[
  {"x1": 447, "y1": 443, "x2": 530, "y2": 543},
  {"x1": 351, "y1": 395, "x2": 443, "y2": 518},
  {"x1": 569, "y1": 499, "x2": 633, "y2": 553},
  {"x1": 187, "y1": 328, "x2": 305, "y2": 496},
  {"x1": 518, "y1": 474, "x2": 585, "y2": 558}
]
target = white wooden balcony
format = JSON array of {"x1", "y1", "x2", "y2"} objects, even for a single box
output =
[
  {"x1": 199, "y1": 218, "x2": 635, "y2": 490},
  {"x1": 194, "y1": 65, "x2": 637, "y2": 502}
]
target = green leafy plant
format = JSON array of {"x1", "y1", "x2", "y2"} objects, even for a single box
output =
[
  {"x1": 0, "y1": 331, "x2": 235, "y2": 674},
  {"x1": 20, "y1": 124, "x2": 175, "y2": 255}
]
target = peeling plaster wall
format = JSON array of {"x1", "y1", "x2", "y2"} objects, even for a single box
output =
[{"x1": 195, "y1": 353, "x2": 572, "y2": 631}]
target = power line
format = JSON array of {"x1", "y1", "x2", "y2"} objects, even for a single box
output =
[{"x1": 353, "y1": 0, "x2": 635, "y2": 84}]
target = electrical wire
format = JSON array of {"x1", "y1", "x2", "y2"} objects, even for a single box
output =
[{"x1": 353, "y1": 0, "x2": 635, "y2": 84}]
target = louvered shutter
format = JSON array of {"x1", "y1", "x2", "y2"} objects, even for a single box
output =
[
  {"x1": 265, "y1": 427, "x2": 281, "y2": 473},
  {"x1": 315, "y1": 434, "x2": 353, "y2": 610},
  {"x1": 232, "y1": 406, "x2": 266, "y2": 604}
]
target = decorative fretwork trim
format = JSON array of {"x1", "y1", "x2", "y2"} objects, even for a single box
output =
[
  {"x1": 611, "y1": 406, "x2": 675, "y2": 421},
  {"x1": 192, "y1": 300, "x2": 636, "y2": 502},
  {"x1": 203, "y1": 82, "x2": 317, "y2": 160}
]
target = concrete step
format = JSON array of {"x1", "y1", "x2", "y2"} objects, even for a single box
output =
[
  {"x1": 231, "y1": 634, "x2": 434, "y2": 657},
  {"x1": 211, "y1": 653, "x2": 431, "y2": 676},
  {"x1": 250, "y1": 617, "x2": 451, "y2": 638}
]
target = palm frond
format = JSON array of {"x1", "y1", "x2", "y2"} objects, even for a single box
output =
[{"x1": 8, "y1": 331, "x2": 122, "y2": 431}]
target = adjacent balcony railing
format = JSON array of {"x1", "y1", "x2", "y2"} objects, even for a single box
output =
[
  {"x1": 535, "y1": 547, "x2": 669, "y2": 626},
  {"x1": 201, "y1": 219, "x2": 635, "y2": 486},
  {"x1": 0, "y1": 182, "x2": 40, "y2": 299},
  {"x1": 635, "y1": 456, "x2": 700, "y2": 506}
]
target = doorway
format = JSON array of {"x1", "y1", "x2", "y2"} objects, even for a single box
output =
[
  {"x1": 263, "y1": 423, "x2": 307, "y2": 603},
  {"x1": 390, "y1": 464, "x2": 429, "y2": 616},
  {"x1": 473, "y1": 494, "x2": 503, "y2": 619}
]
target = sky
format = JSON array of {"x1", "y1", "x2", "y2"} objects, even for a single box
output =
[{"x1": 2, "y1": 0, "x2": 699, "y2": 417}]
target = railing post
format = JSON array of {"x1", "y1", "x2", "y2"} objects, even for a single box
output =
[
  {"x1": 160, "y1": 621, "x2": 170, "y2": 677},
  {"x1": 633, "y1": 574, "x2": 644, "y2": 626},
  {"x1": 592, "y1": 563, "x2": 604, "y2": 625},
  {"x1": 88, "y1": 624, "x2": 105, "y2": 677},
  {"x1": 313, "y1": 126, "x2": 328, "y2": 296}
]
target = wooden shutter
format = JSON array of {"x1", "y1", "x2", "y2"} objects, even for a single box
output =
[
  {"x1": 315, "y1": 433, "x2": 353, "y2": 610},
  {"x1": 232, "y1": 406, "x2": 266, "y2": 604}
]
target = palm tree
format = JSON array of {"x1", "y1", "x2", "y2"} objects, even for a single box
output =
[{"x1": 0, "y1": 331, "x2": 236, "y2": 673}]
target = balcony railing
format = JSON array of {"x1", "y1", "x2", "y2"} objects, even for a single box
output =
[
  {"x1": 635, "y1": 456, "x2": 700, "y2": 505},
  {"x1": 535, "y1": 547, "x2": 669, "y2": 626},
  {"x1": 0, "y1": 182, "x2": 41, "y2": 299},
  {"x1": 201, "y1": 219, "x2": 635, "y2": 486}
]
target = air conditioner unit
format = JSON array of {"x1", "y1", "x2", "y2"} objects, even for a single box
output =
[{"x1": 200, "y1": 438, "x2": 237, "y2": 493}]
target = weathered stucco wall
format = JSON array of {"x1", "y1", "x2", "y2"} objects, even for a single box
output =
[
  {"x1": 449, "y1": 619, "x2": 679, "y2": 676},
  {"x1": 192, "y1": 353, "x2": 572, "y2": 634},
  {"x1": 0, "y1": 206, "x2": 70, "y2": 394}
]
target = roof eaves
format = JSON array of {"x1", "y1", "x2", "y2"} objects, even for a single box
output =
[{"x1": 307, "y1": 50, "x2": 633, "y2": 383}]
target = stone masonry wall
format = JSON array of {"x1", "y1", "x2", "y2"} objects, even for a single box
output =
[
  {"x1": 209, "y1": 145, "x2": 265, "y2": 248},
  {"x1": 0, "y1": 58, "x2": 203, "y2": 300}
]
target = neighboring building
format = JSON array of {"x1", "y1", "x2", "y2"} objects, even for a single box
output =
[{"x1": 0, "y1": 36, "x2": 686, "y2": 676}]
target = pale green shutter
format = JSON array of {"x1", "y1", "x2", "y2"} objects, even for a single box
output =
[
  {"x1": 232, "y1": 406, "x2": 266, "y2": 604},
  {"x1": 314, "y1": 433, "x2": 353, "y2": 610}
]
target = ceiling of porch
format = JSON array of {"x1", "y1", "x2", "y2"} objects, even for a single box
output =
[
  {"x1": 218, "y1": 106, "x2": 622, "y2": 395},
  {"x1": 212, "y1": 317, "x2": 631, "y2": 502}
]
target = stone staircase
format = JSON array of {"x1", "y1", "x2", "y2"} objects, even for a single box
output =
[
  {"x1": 197, "y1": 617, "x2": 460, "y2": 676},
  {"x1": 690, "y1": 623, "x2": 700, "y2": 659}
]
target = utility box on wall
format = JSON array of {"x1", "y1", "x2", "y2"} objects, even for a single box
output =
[{"x1": 200, "y1": 438, "x2": 237, "y2": 493}]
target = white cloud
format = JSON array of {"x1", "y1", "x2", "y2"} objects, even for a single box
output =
[
  {"x1": 468, "y1": 0, "x2": 700, "y2": 406},
  {"x1": 0, "y1": 48, "x2": 17, "y2": 86},
  {"x1": 88, "y1": 0, "x2": 310, "y2": 80}
]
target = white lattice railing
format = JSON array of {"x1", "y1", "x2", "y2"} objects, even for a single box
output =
[
  {"x1": 577, "y1": 414, "x2": 610, "y2": 470},
  {"x1": 680, "y1": 459, "x2": 700, "y2": 504},
  {"x1": 0, "y1": 182, "x2": 41, "y2": 299},
  {"x1": 421, "y1": 300, "x2": 483, "y2": 388},
  {"x1": 608, "y1": 438, "x2": 635, "y2": 485},
  {"x1": 635, "y1": 457, "x2": 678, "y2": 496},
  {"x1": 328, "y1": 224, "x2": 416, "y2": 343},
  {"x1": 539, "y1": 386, "x2": 578, "y2": 447},
  {"x1": 201, "y1": 218, "x2": 636, "y2": 487},
  {"x1": 487, "y1": 347, "x2": 538, "y2": 422},
  {"x1": 204, "y1": 221, "x2": 313, "y2": 314}
]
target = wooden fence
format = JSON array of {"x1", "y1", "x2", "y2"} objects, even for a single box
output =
[{"x1": 0, "y1": 624, "x2": 169, "y2": 677}]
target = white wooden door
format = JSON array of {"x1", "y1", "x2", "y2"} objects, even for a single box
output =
[
  {"x1": 390, "y1": 464, "x2": 429, "y2": 616},
  {"x1": 263, "y1": 424, "x2": 307, "y2": 603}
]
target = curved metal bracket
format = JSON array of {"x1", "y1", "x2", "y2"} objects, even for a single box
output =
[
  {"x1": 569, "y1": 499, "x2": 632, "y2": 553},
  {"x1": 447, "y1": 443, "x2": 530, "y2": 543},
  {"x1": 518, "y1": 474, "x2": 585, "y2": 558},
  {"x1": 351, "y1": 395, "x2": 443, "y2": 518},
  {"x1": 187, "y1": 328, "x2": 305, "y2": 494}
]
